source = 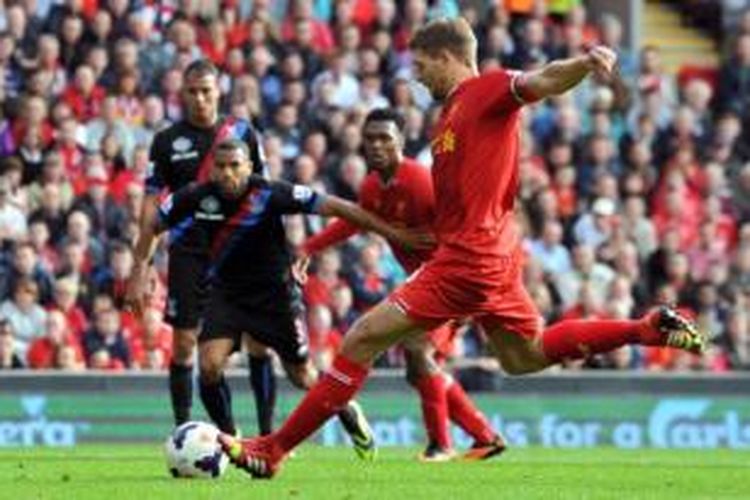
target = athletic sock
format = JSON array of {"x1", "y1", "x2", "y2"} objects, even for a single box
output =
[
  {"x1": 198, "y1": 375, "x2": 237, "y2": 435},
  {"x1": 274, "y1": 355, "x2": 369, "y2": 453},
  {"x1": 415, "y1": 374, "x2": 451, "y2": 449},
  {"x1": 541, "y1": 319, "x2": 648, "y2": 363},
  {"x1": 446, "y1": 381, "x2": 496, "y2": 444},
  {"x1": 169, "y1": 363, "x2": 193, "y2": 426},
  {"x1": 249, "y1": 355, "x2": 276, "y2": 435}
]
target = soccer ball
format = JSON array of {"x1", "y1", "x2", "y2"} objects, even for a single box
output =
[{"x1": 164, "y1": 421, "x2": 228, "y2": 479}]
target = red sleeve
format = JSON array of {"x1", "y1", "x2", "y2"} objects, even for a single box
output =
[
  {"x1": 405, "y1": 162, "x2": 435, "y2": 225},
  {"x1": 470, "y1": 70, "x2": 538, "y2": 115},
  {"x1": 303, "y1": 219, "x2": 360, "y2": 255},
  {"x1": 303, "y1": 175, "x2": 380, "y2": 254}
]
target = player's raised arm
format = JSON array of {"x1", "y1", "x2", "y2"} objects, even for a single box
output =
[{"x1": 518, "y1": 45, "x2": 618, "y2": 101}]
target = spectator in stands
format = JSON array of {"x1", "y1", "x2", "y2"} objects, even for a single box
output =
[
  {"x1": 573, "y1": 197, "x2": 617, "y2": 249},
  {"x1": 304, "y1": 249, "x2": 345, "y2": 308},
  {"x1": 529, "y1": 219, "x2": 572, "y2": 276},
  {"x1": 60, "y1": 210, "x2": 106, "y2": 274},
  {"x1": 84, "y1": 95, "x2": 136, "y2": 161},
  {"x1": 311, "y1": 50, "x2": 360, "y2": 110},
  {"x1": 554, "y1": 244, "x2": 616, "y2": 309},
  {"x1": 0, "y1": 1, "x2": 746, "y2": 373},
  {"x1": 130, "y1": 307, "x2": 172, "y2": 370},
  {"x1": 71, "y1": 161, "x2": 128, "y2": 243},
  {"x1": 82, "y1": 307, "x2": 130, "y2": 370},
  {"x1": 0, "y1": 278, "x2": 47, "y2": 360},
  {"x1": 62, "y1": 64, "x2": 105, "y2": 121},
  {"x1": 718, "y1": 34, "x2": 750, "y2": 116},
  {"x1": 51, "y1": 276, "x2": 88, "y2": 339},
  {"x1": 0, "y1": 176, "x2": 27, "y2": 241},
  {"x1": 28, "y1": 219, "x2": 58, "y2": 274},
  {"x1": 307, "y1": 304, "x2": 341, "y2": 370},
  {"x1": 26, "y1": 309, "x2": 83, "y2": 369},
  {"x1": 0, "y1": 317, "x2": 23, "y2": 369},
  {"x1": 348, "y1": 240, "x2": 394, "y2": 311},
  {"x1": 29, "y1": 183, "x2": 67, "y2": 245},
  {"x1": 7, "y1": 241, "x2": 54, "y2": 305},
  {"x1": 721, "y1": 306, "x2": 750, "y2": 369},
  {"x1": 92, "y1": 242, "x2": 134, "y2": 309}
]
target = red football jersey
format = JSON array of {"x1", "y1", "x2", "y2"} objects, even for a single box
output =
[
  {"x1": 430, "y1": 70, "x2": 529, "y2": 281},
  {"x1": 303, "y1": 158, "x2": 434, "y2": 273}
]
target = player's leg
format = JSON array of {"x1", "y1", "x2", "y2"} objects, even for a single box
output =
[
  {"x1": 256, "y1": 308, "x2": 377, "y2": 462},
  {"x1": 244, "y1": 336, "x2": 276, "y2": 436},
  {"x1": 403, "y1": 334, "x2": 453, "y2": 461},
  {"x1": 280, "y1": 358, "x2": 377, "y2": 461},
  {"x1": 169, "y1": 328, "x2": 197, "y2": 426},
  {"x1": 445, "y1": 373, "x2": 506, "y2": 461},
  {"x1": 197, "y1": 337, "x2": 238, "y2": 435},
  {"x1": 165, "y1": 253, "x2": 206, "y2": 426},
  {"x1": 482, "y1": 285, "x2": 706, "y2": 375},
  {"x1": 405, "y1": 328, "x2": 502, "y2": 461},
  {"x1": 220, "y1": 300, "x2": 423, "y2": 477},
  {"x1": 431, "y1": 323, "x2": 504, "y2": 460}
]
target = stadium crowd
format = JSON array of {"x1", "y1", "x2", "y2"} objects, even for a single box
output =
[{"x1": 0, "y1": 0, "x2": 747, "y2": 373}]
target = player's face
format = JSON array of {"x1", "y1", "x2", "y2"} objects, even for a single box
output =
[
  {"x1": 212, "y1": 148, "x2": 253, "y2": 198},
  {"x1": 182, "y1": 73, "x2": 220, "y2": 127},
  {"x1": 362, "y1": 121, "x2": 402, "y2": 175},
  {"x1": 412, "y1": 50, "x2": 451, "y2": 100}
]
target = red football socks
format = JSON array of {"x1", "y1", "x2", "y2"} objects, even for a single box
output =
[
  {"x1": 274, "y1": 355, "x2": 369, "y2": 453},
  {"x1": 415, "y1": 374, "x2": 451, "y2": 449},
  {"x1": 541, "y1": 319, "x2": 650, "y2": 362},
  {"x1": 446, "y1": 381, "x2": 496, "y2": 444}
]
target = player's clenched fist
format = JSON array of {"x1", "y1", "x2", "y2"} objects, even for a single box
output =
[{"x1": 584, "y1": 45, "x2": 617, "y2": 78}]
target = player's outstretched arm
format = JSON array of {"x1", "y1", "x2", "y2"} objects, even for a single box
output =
[
  {"x1": 126, "y1": 194, "x2": 166, "y2": 318},
  {"x1": 317, "y1": 196, "x2": 435, "y2": 253},
  {"x1": 520, "y1": 45, "x2": 617, "y2": 100}
]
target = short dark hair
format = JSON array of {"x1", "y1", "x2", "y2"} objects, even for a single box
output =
[
  {"x1": 184, "y1": 59, "x2": 219, "y2": 80},
  {"x1": 364, "y1": 108, "x2": 405, "y2": 132},
  {"x1": 216, "y1": 138, "x2": 250, "y2": 159}
]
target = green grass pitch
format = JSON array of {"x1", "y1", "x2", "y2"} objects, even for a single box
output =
[{"x1": 1, "y1": 445, "x2": 748, "y2": 499}]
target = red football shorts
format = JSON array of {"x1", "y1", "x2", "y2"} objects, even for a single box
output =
[{"x1": 390, "y1": 260, "x2": 541, "y2": 340}]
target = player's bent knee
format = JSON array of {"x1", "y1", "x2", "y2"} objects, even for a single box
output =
[
  {"x1": 172, "y1": 328, "x2": 198, "y2": 363},
  {"x1": 198, "y1": 360, "x2": 223, "y2": 384}
]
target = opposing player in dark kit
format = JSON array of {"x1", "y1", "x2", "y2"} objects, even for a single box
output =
[
  {"x1": 128, "y1": 60, "x2": 270, "y2": 429},
  {"x1": 128, "y1": 60, "x2": 371, "y2": 453},
  {"x1": 134, "y1": 138, "x2": 432, "y2": 460}
]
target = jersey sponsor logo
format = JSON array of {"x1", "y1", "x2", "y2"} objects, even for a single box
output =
[
  {"x1": 170, "y1": 151, "x2": 200, "y2": 162},
  {"x1": 196, "y1": 196, "x2": 225, "y2": 221},
  {"x1": 200, "y1": 196, "x2": 220, "y2": 213},
  {"x1": 172, "y1": 136, "x2": 193, "y2": 152},
  {"x1": 292, "y1": 185, "x2": 314, "y2": 203},
  {"x1": 431, "y1": 128, "x2": 456, "y2": 156}
]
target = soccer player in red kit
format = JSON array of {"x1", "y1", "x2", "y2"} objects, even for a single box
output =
[
  {"x1": 299, "y1": 108, "x2": 502, "y2": 461},
  {"x1": 220, "y1": 18, "x2": 706, "y2": 477}
]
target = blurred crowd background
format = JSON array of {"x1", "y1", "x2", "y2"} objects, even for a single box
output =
[{"x1": 0, "y1": 0, "x2": 748, "y2": 373}]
